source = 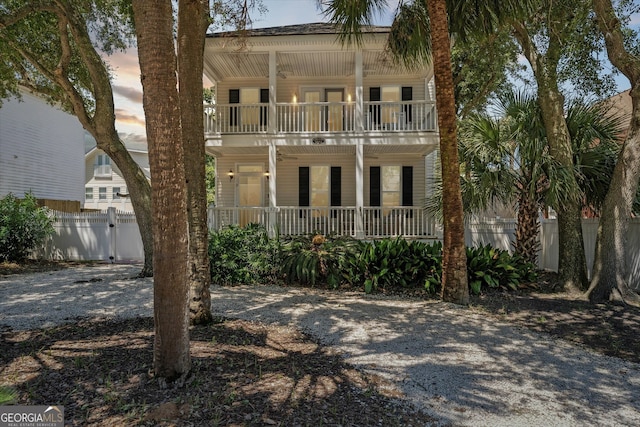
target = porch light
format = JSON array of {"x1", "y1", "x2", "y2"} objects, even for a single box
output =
[
  {"x1": 265, "y1": 170, "x2": 270, "y2": 180},
  {"x1": 347, "y1": 93, "x2": 352, "y2": 103},
  {"x1": 228, "y1": 169, "x2": 234, "y2": 180},
  {"x1": 292, "y1": 93, "x2": 297, "y2": 103}
]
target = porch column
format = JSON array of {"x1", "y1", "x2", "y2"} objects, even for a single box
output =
[
  {"x1": 355, "y1": 139, "x2": 364, "y2": 238},
  {"x1": 269, "y1": 50, "x2": 277, "y2": 134},
  {"x1": 268, "y1": 141, "x2": 277, "y2": 237},
  {"x1": 355, "y1": 50, "x2": 364, "y2": 132}
]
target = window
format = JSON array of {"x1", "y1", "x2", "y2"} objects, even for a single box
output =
[
  {"x1": 311, "y1": 166, "x2": 329, "y2": 207},
  {"x1": 381, "y1": 86, "x2": 401, "y2": 126},
  {"x1": 113, "y1": 187, "x2": 121, "y2": 200},
  {"x1": 85, "y1": 187, "x2": 94, "y2": 201},
  {"x1": 99, "y1": 187, "x2": 107, "y2": 200},
  {"x1": 381, "y1": 166, "x2": 401, "y2": 207},
  {"x1": 95, "y1": 154, "x2": 112, "y2": 178}
]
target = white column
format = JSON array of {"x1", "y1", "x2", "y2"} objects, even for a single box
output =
[
  {"x1": 355, "y1": 139, "x2": 364, "y2": 238},
  {"x1": 269, "y1": 50, "x2": 277, "y2": 134},
  {"x1": 355, "y1": 50, "x2": 364, "y2": 132},
  {"x1": 268, "y1": 141, "x2": 277, "y2": 237}
]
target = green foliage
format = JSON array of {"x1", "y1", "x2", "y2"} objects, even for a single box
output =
[
  {"x1": 0, "y1": 193, "x2": 54, "y2": 262},
  {"x1": 0, "y1": 385, "x2": 17, "y2": 405},
  {"x1": 279, "y1": 234, "x2": 361, "y2": 288},
  {"x1": 205, "y1": 155, "x2": 216, "y2": 206},
  {"x1": 344, "y1": 238, "x2": 442, "y2": 294},
  {"x1": 208, "y1": 224, "x2": 279, "y2": 286},
  {"x1": 466, "y1": 244, "x2": 537, "y2": 294}
]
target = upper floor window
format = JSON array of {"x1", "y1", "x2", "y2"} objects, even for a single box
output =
[
  {"x1": 113, "y1": 187, "x2": 121, "y2": 200},
  {"x1": 94, "y1": 154, "x2": 112, "y2": 178},
  {"x1": 98, "y1": 187, "x2": 107, "y2": 200}
]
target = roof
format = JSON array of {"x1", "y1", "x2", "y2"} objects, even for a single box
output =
[{"x1": 208, "y1": 22, "x2": 390, "y2": 38}]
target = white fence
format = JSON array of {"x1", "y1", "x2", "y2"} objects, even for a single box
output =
[
  {"x1": 465, "y1": 218, "x2": 640, "y2": 290},
  {"x1": 37, "y1": 209, "x2": 640, "y2": 289}
]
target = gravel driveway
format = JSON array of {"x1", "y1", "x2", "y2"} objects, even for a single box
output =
[{"x1": 1, "y1": 263, "x2": 639, "y2": 426}]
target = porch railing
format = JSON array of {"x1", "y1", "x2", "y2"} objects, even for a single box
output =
[
  {"x1": 204, "y1": 100, "x2": 437, "y2": 134},
  {"x1": 208, "y1": 206, "x2": 437, "y2": 239}
]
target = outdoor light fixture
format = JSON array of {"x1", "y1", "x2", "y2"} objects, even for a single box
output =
[
  {"x1": 265, "y1": 170, "x2": 270, "y2": 180},
  {"x1": 228, "y1": 169, "x2": 234, "y2": 180}
]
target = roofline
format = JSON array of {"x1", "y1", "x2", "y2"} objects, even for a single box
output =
[{"x1": 207, "y1": 22, "x2": 390, "y2": 38}]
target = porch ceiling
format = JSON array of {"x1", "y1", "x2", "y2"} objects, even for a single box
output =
[{"x1": 204, "y1": 50, "x2": 423, "y2": 81}]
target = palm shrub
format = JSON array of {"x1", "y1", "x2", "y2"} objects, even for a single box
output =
[
  {"x1": 208, "y1": 223, "x2": 279, "y2": 285},
  {"x1": 344, "y1": 237, "x2": 442, "y2": 294},
  {"x1": 466, "y1": 244, "x2": 537, "y2": 294},
  {"x1": 0, "y1": 193, "x2": 54, "y2": 262},
  {"x1": 279, "y1": 233, "x2": 360, "y2": 287}
]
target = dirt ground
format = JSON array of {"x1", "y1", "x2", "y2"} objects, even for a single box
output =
[{"x1": 1, "y1": 261, "x2": 639, "y2": 426}]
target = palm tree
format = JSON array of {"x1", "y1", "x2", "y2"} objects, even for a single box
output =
[
  {"x1": 457, "y1": 90, "x2": 624, "y2": 265},
  {"x1": 320, "y1": 0, "x2": 535, "y2": 303}
]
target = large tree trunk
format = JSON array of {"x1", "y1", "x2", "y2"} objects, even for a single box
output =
[
  {"x1": 133, "y1": 0, "x2": 191, "y2": 380},
  {"x1": 177, "y1": 0, "x2": 212, "y2": 325},
  {"x1": 537, "y1": 85, "x2": 588, "y2": 292},
  {"x1": 426, "y1": 0, "x2": 469, "y2": 305},
  {"x1": 512, "y1": 20, "x2": 588, "y2": 292},
  {"x1": 586, "y1": 0, "x2": 640, "y2": 305}
]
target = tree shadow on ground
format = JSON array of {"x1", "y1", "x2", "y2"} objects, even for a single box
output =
[{"x1": 0, "y1": 317, "x2": 437, "y2": 426}]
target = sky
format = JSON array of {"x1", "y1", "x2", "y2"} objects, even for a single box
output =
[{"x1": 107, "y1": 0, "x2": 636, "y2": 147}]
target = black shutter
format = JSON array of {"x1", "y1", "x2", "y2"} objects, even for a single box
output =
[
  {"x1": 229, "y1": 89, "x2": 240, "y2": 126},
  {"x1": 260, "y1": 88, "x2": 269, "y2": 126},
  {"x1": 402, "y1": 86, "x2": 413, "y2": 123},
  {"x1": 370, "y1": 166, "x2": 381, "y2": 206},
  {"x1": 402, "y1": 166, "x2": 413, "y2": 218},
  {"x1": 369, "y1": 87, "x2": 381, "y2": 127},
  {"x1": 299, "y1": 167, "x2": 310, "y2": 217},
  {"x1": 402, "y1": 166, "x2": 413, "y2": 206},
  {"x1": 330, "y1": 167, "x2": 341, "y2": 218}
]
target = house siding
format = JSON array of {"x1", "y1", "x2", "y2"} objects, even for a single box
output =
[
  {"x1": 0, "y1": 91, "x2": 84, "y2": 203},
  {"x1": 216, "y1": 153, "x2": 425, "y2": 208}
]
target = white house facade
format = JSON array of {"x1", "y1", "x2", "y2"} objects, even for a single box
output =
[
  {"x1": 0, "y1": 90, "x2": 84, "y2": 208},
  {"x1": 204, "y1": 23, "x2": 440, "y2": 238},
  {"x1": 83, "y1": 145, "x2": 149, "y2": 212}
]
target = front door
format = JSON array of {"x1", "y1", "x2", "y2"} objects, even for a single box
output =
[
  {"x1": 237, "y1": 164, "x2": 264, "y2": 226},
  {"x1": 304, "y1": 90, "x2": 321, "y2": 132}
]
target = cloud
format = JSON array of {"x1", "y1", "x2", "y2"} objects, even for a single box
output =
[
  {"x1": 115, "y1": 108, "x2": 145, "y2": 126},
  {"x1": 113, "y1": 85, "x2": 143, "y2": 103},
  {"x1": 119, "y1": 132, "x2": 148, "y2": 145}
]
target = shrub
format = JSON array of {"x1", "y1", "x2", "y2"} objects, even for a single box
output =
[
  {"x1": 279, "y1": 233, "x2": 361, "y2": 287},
  {"x1": 466, "y1": 244, "x2": 537, "y2": 294},
  {"x1": 0, "y1": 193, "x2": 54, "y2": 262},
  {"x1": 208, "y1": 223, "x2": 279, "y2": 286},
  {"x1": 344, "y1": 237, "x2": 442, "y2": 294}
]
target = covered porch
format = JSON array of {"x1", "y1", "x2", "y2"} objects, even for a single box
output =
[{"x1": 208, "y1": 141, "x2": 440, "y2": 239}]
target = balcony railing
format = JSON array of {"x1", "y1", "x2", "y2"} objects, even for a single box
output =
[
  {"x1": 208, "y1": 206, "x2": 437, "y2": 239},
  {"x1": 204, "y1": 100, "x2": 437, "y2": 134}
]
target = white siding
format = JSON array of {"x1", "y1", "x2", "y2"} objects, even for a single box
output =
[
  {"x1": 84, "y1": 149, "x2": 149, "y2": 212},
  {"x1": 216, "y1": 153, "x2": 425, "y2": 208},
  {"x1": 0, "y1": 91, "x2": 84, "y2": 202}
]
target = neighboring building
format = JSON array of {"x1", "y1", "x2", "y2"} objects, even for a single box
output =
[
  {"x1": 0, "y1": 89, "x2": 85, "y2": 211},
  {"x1": 83, "y1": 142, "x2": 149, "y2": 212},
  {"x1": 204, "y1": 23, "x2": 440, "y2": 238}
]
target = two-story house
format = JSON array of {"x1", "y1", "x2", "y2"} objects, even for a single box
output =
[
  {"x1": 205, "y1": 23, "x2": 440, "y2": 239},
  {"x1": 84, "y1": 141, "x2": 149, "y2": 212}
]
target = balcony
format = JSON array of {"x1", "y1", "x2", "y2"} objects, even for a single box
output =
[
  {"x1": 204, "y1": 100, "x2": 437, "y2": 135},
  {"x1": 208, "y1": 206, "x2": 438, "y2": 239}
]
